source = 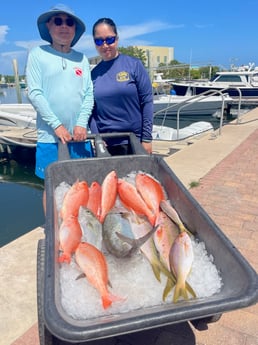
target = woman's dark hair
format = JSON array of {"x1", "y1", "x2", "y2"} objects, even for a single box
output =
[{"x1": 92, "y1": 18, "x2": 117, "y2": 36}]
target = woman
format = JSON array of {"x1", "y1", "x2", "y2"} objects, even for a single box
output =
[
  {"x1": 26, "y1": 4, "x2": 94, "y2": 212},
  {"x1": 90, "y1": 18, "x2": 153, "y2": 155}
]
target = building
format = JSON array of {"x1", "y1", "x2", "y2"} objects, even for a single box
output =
[
  {"x1": 88, "y1": 45, "x2": 175, "y2": 78},
  {"x1": 136, "y1": 46, "x2": 174, "y2": 69}
]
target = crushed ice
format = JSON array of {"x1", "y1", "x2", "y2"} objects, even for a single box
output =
[{"x1": 55, "y1": 176, "x2": 223, "y2": 320}]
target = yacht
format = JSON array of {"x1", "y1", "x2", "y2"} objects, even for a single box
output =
[{"x1": 171, "y1": 63, "x2": 258, "y2": 98}]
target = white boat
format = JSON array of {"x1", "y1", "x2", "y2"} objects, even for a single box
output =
[
  {"x1": 153, "y1": 93, "x2": 233, "y2": 117},
  {"x1": 0, "y1": 104, "x2": 37, "y2": 149},
  {"x1": 0, "y1": 103, "x2": 36, "y2": 128},
  {"x1": 0, "y1": 102, "x2": 215, "y2": 146},
  {"x1": 171, "y1": 63, "x2": 258, "y2": 98},
  {"x1": 152, "y1": 121, "x2": 213, "y2": 141}
]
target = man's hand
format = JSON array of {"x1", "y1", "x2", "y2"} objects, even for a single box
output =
[
  {"x1": 55, "y1": 125, "x2": 72, "y2": 144},
  {"x1": 73, "y1": 126, "x2": 87, "y2": 142}
]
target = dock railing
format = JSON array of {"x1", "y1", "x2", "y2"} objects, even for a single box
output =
[
  {"x1": 154, "y1": 87, "x2": 242, "y2": 140},
  {"x1": 184, "y1": 85, "x2": 243, "y2": 126}
]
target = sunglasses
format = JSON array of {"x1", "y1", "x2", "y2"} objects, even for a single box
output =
[
  {"x1": 94, "y1": 36, "x2": 116, "y2": 46},
  {"x1": 52, "y1": 17, "x2": 75, "y2": 27}
]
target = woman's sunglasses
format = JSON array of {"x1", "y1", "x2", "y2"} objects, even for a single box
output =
[
  {"x1": 52, "y1": 17, "x2": 75, "y2": 27},
  {"x1": 94, "y1": 36, "x2": 116, "y2": 46}
]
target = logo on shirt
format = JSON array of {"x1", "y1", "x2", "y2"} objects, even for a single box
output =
[
  {"x1": 116, "y1": 71, "x2": 129, "y2": 82},
  {"x1": 74, "y1": 68, "x2": 83, "y2": 76}
]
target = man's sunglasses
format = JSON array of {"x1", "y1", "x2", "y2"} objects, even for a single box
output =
[
  {"x1": 52, "y1": 17, "x2": 75, "y2": 27},
  {"x1": 94, "y1": 36, "x2": 116, "y2": 46}
]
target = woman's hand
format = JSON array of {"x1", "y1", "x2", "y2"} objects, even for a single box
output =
[{"x1": 142, "y1": 141, "x2": 152, "y2": 154}]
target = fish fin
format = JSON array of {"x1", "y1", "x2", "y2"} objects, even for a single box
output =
[
  {"x1": 163, "y1": 278, "x2": 175, "y2": 301},
  {"x1": 115, "y1": 232, "x2": 134, "y2": 245},
  {"x1": 115, "y1": 224, "x2": 159, "y2": 249},
  {"x1": 186, "y1": 281, "x2": 196, "y2": 298},
  {"x1": 113, "y1": 233, "x2": 139, "y2": 257},
  {"x1": 159, "y1": 262, "x2": 177, "y2": 283},
  {"x1": 150, "y1": 263, "x2": 161, "y2": 282},
  {"x1": 173, "y1": 282, "x2": 189, "y2": 303},
  {"x1": 75, "y1": 272, "x2": 86, "y2": 280},
  {"x1": 102, "y1": 296, "x2": 113, "y2": 309},
  {"x1": 58, "y1": 253, "x2": 71, "y2": 264},
  {"x1": 102, "y1": 293, "x2": 126, "y2": 309}
]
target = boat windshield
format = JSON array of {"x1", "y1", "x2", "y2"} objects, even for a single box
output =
[{"x1": 213, "y1": 75, "x2": 243, "y2": 83}]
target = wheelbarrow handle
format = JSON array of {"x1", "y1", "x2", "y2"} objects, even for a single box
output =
[
  {"x1": 57, "y1": 132, "x2": 147, "y2": 161},
  {"x1": 58, "y1": 140, "x2": 70, "y2": 161}
]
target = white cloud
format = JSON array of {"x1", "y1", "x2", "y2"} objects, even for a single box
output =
[
  {"x1": 15, "y1": 40, "x2": 42, "y2": 50},
  {"x1": 118, "y1": 21, "x2": 184, "y2": 39},
  {"x1": 0, "y1": 25, "x2": 9, "y2": 44}
]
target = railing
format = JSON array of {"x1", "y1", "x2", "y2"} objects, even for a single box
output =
[
  {"x1": 189, "y1": 85, "x2": 243, "y2": 123},
  {"x1": 153, "y1": 87, "x2": 243, "y2": 140},
  {"x1": 215, "y1": 87, "x2": 242, "y2": 124}
]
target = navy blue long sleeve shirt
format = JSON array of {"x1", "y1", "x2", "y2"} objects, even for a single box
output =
[{"x1": 90, "y1": 54, "x2": 153, "y2": 144}]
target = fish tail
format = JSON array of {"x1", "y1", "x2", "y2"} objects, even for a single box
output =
[
  {"x1": 162, "y1": 277, "x2": 175, "y2": 301},
  {"x1": 102, "y1": 295, "x2": 113, "y2": 309},
  {"x1": 173, "y1": 281, "x2": 188, "y2": 303},
  {"x1": 115, "y1": 224, "x2": 159, "y2": 254},
  {"x1": 150, "y1": 262, "x2": 161, "y2": 282},
  {"x1": 159, "y1": 262, "x2": 177, "y2": 284},
  {"x1": 102, "y1": 293, "x2": 126, "y2": 309},
  {"x1": 160, "y1": 264, "x2": 177, "y2": 301},
  {"x1": 58, "y1": 253, "x2": 71, "y2": 264},
  {"x1": 186, "y1": 281, "x2": 196, "y2": 298}
]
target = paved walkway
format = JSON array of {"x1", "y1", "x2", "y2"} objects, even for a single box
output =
[{"x1": 2, "y1": 109, "x2": 258, "y2": 345}]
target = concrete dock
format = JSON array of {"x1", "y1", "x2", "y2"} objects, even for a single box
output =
[{"x1": 1, "y1": 108, "x2": 258, "y2": 345}]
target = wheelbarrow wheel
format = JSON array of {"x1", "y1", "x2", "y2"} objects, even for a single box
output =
[{"x1": 37, "y1": 239, "x2": 55, "y2": 345}]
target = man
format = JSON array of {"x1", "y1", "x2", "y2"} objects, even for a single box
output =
[{"x1": 26, "y1": 4, "x2": 93, "y2": 213}]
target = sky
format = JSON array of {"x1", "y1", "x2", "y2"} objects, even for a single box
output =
[{"x1": 1, "y1": 0, "x2": 258, "y2": 76}]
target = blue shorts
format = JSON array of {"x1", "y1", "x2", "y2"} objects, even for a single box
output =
[{"x1": 35, "y1": 141, "x2": 94, "y2": 179}]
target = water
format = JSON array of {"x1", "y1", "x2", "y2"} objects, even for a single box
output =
[
  {"x1": 0, "y1": 158, "x2": 44, "y2": 247},
  {"x1": 0, "y1": 86, "x2": 29, "y2": 104},
  {"x1": 0, "y1": 87, "x2": 45, "y2": 247}
]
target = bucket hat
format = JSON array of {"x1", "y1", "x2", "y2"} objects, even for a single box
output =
[{"x1": 37, "y1": 4, "x2": 86, "y2": 47}]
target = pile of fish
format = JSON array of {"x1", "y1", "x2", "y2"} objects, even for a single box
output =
[{"x1": 56, "y1": 170, "x2": 197, "y2": 310}]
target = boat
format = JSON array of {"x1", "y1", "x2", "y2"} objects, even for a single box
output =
[
  {"x1": 153, "y1": 93, "x2": 233, "y2": 117},
  {"x1": 152, "y1": 72, "x2": 233, "y2": 117},
  {"x1": 19, "y1": 80, "x2": 27, "y2": 89},
  {"x1": 0, "y1": 104, "x2": 37, "y2": 152},
  {"x1": 0, "y1": 76, "x2": 8, "y2": 88},
  {"x1": 171, "y1": 63, "x2": 258, "y2": 98},
  {"x1": 152, "y1": 121, "x2": 213, "y2": 141},
  {"x1": 0, "y1": 103, "x2": 36, "y2": 128}
]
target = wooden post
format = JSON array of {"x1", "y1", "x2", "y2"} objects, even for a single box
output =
[{"x1": 12, "y1": 59, "x2": 22, "y2": 103}]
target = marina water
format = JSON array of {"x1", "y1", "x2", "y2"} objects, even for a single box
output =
[{"x1": 0, "y1": 87, "x2": 44, "y2": 247}]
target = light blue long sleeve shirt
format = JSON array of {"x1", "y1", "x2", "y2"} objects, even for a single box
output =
[{"x1": 26, "y1": 45, "x2": 93, "y2": 143}]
